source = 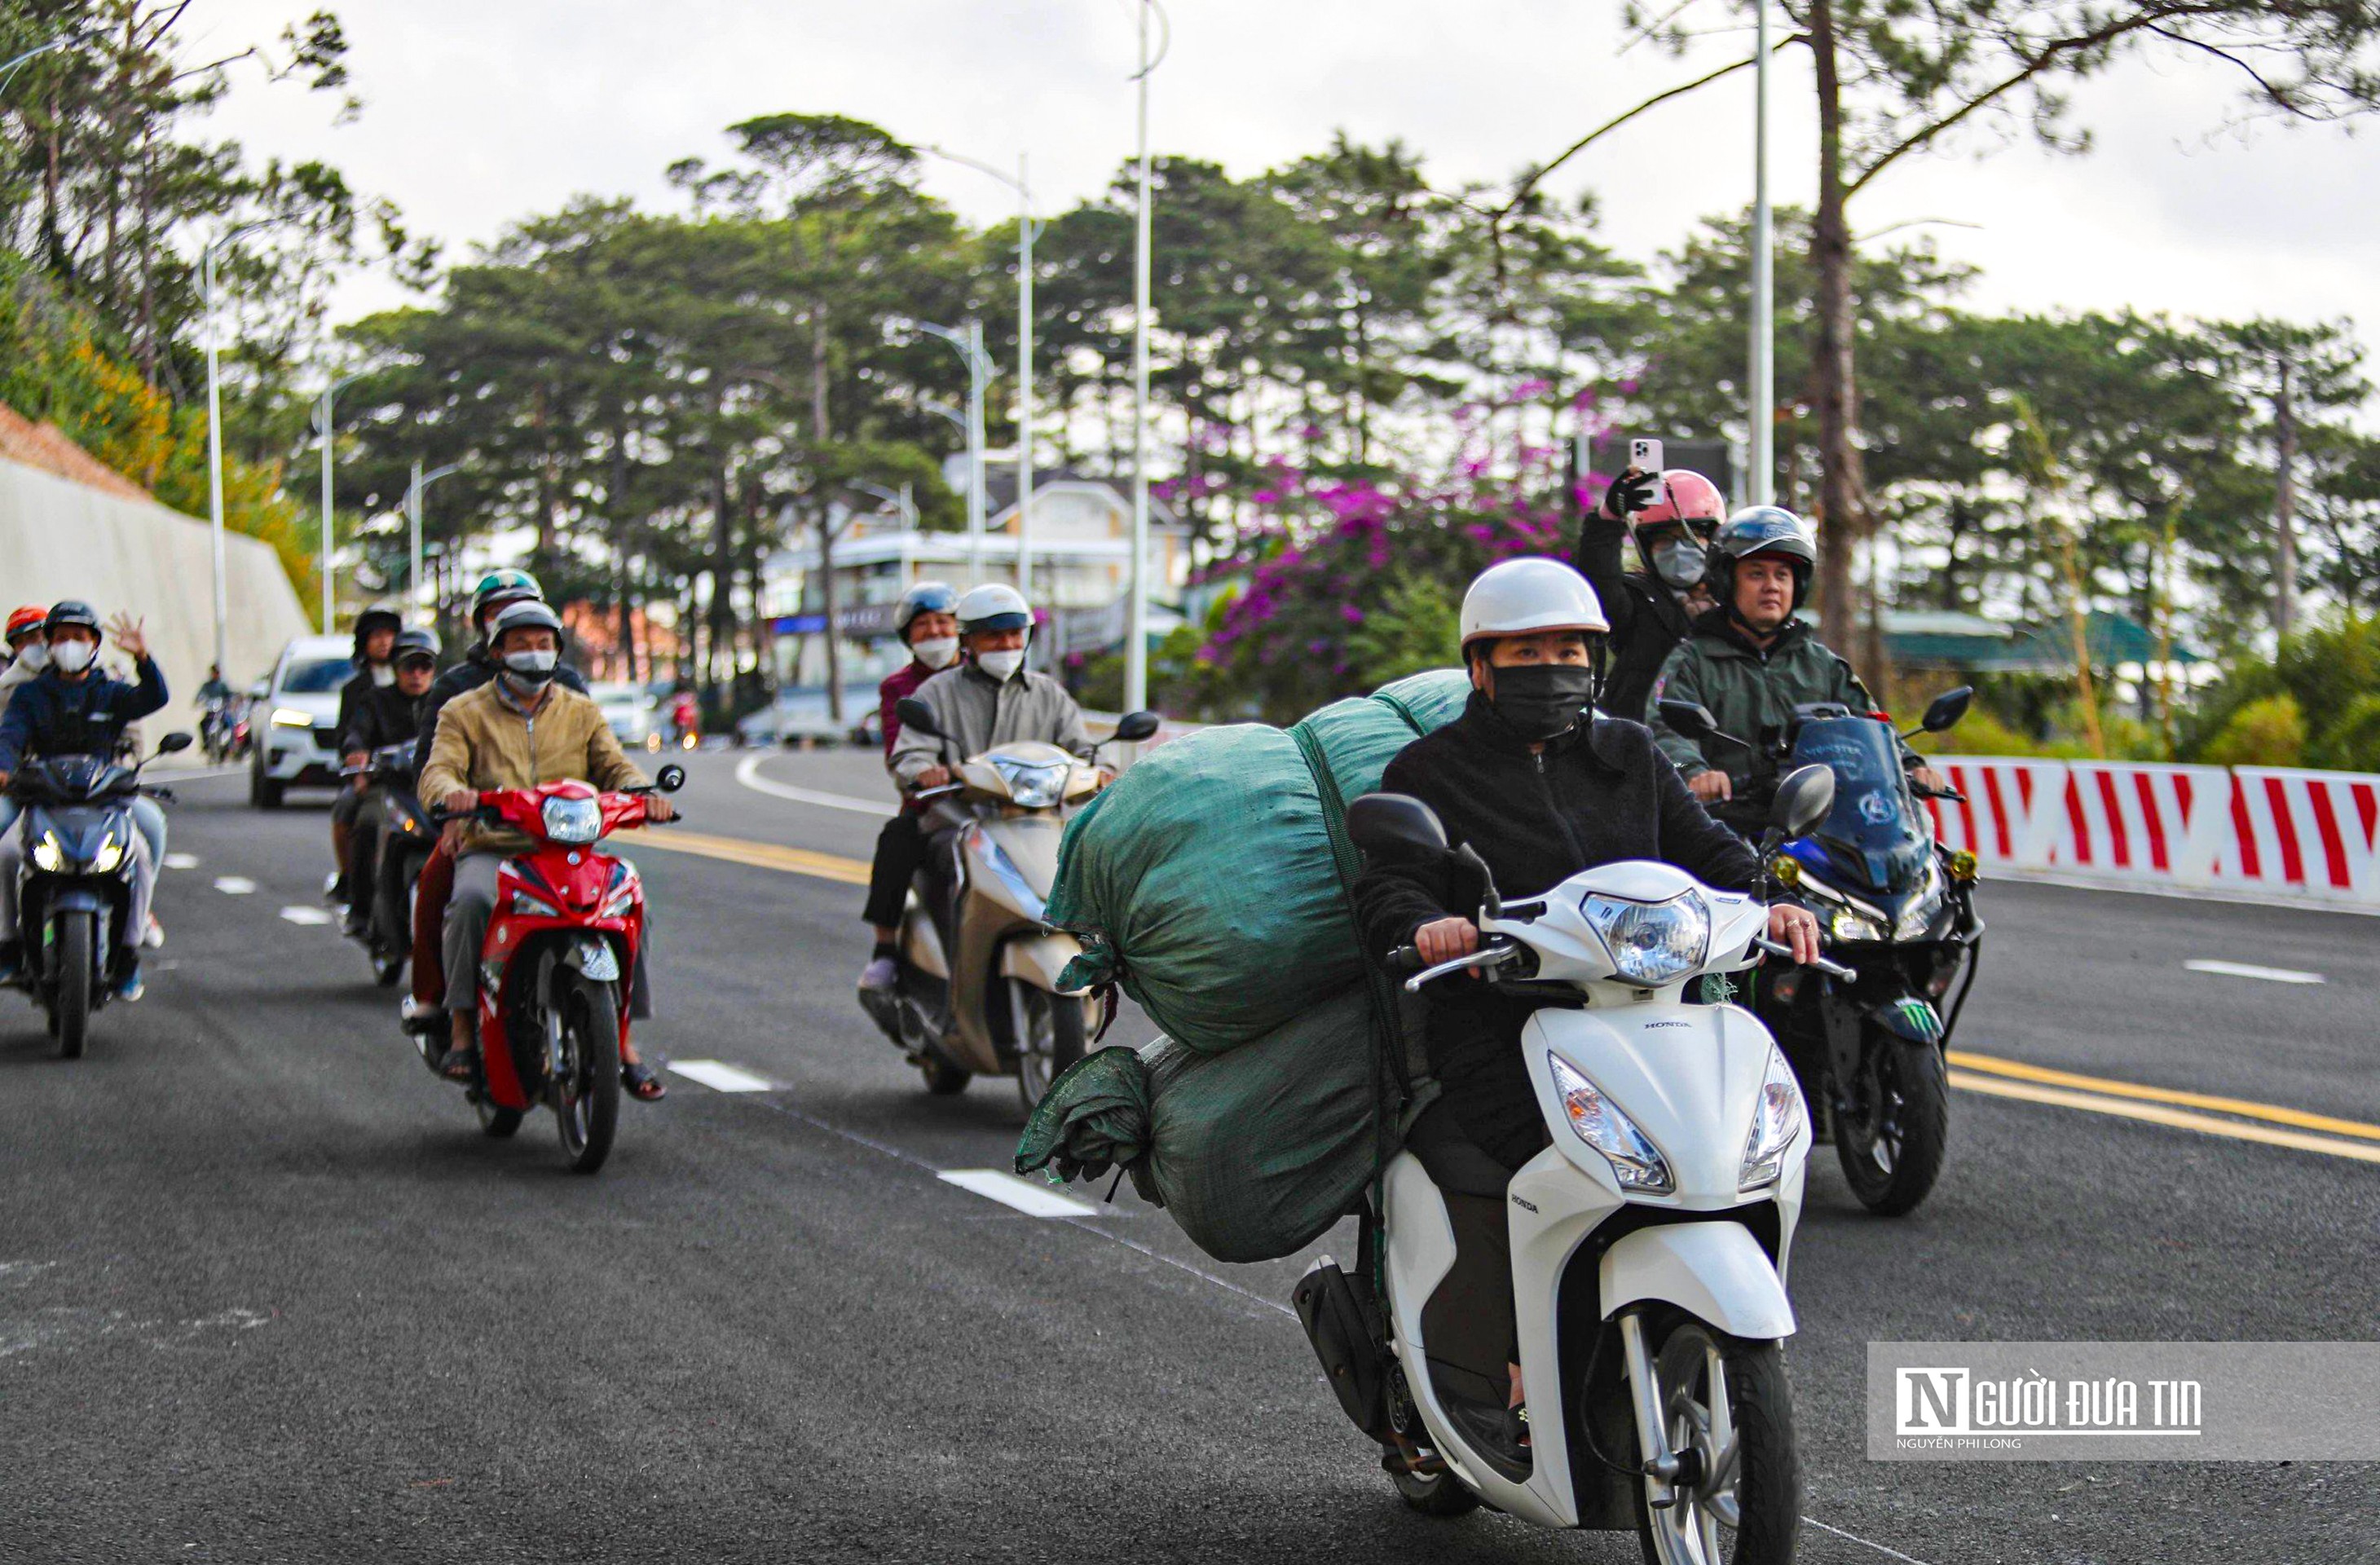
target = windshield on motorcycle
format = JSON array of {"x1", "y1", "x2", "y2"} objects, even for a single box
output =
[{"x1": 1786, "y1": 716, "x2": 1931, "y2": 890}]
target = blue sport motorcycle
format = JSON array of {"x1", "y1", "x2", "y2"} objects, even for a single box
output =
[{"x1": 1661, "y1": 689, "x2": 1982, "y2": 1215}]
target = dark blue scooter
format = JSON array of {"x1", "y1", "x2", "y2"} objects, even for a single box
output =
[{"x1": 7, "y1": 733, "x2": 189, "y2": 1056}]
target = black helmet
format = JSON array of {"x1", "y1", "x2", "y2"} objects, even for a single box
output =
[
  {"x1": 391, "y1": 627, "x2": 441, "y2": 668},
  {"x1": 893, "y1": 580, "x2": 959, "y2": 642},
  {"x1": 351, "y1": 603, "x2": 404, "y2": 663},
  {"x1": 43, "y1": 600, "x2": 99, "y2": 637},
  {"x1": 487, "y1": 598, "x2": 564, "y2": 650},
  {"x1": 1708, "y1": 505, "x2": 1818, "y2": 611}
]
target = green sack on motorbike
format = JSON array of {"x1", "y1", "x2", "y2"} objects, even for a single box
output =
[
  {"x1": 1044, "y1": 668, "x2": 1471, "y2": 1056},
  {"x1": 1016, "y1": 985, "x2": 1399, "y2": 1263}
]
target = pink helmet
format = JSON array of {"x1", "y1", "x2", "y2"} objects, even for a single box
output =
[{"x1": 1632, "y1": 470, "x2": 1726, "y2": 531}]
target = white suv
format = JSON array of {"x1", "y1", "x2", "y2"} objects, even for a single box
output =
[{"x1": 249, "y1": 634, "x2": 357, "y2": 809}]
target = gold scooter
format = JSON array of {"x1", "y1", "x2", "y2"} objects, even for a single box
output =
[{"x1": 862, "y1": 700, "x2": 1161, "y2": 1109}]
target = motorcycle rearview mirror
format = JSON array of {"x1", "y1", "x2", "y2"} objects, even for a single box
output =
[
  {"x1": 654, "y1": 763, "x2": 686, "y2": 793},
  {"x1": 1346, "y1": 792, "x2": 1448, "y2": 858},
  {"x1": 1769, "y1": 764, "x2": 1836, "y2": 841},
  {"x1": 1657, "y1": 698, "x2": 1715, "y2": 739},
  {"x1": 1918, "y1": 685, "x2": 1973, "y2": 734},
  {"x1": 895, "y1": 697, "x2": 941, "y2": 740},
  {"x1": 1659, "y1": 697, "x2": 1752, "y2": 752},
  {"x1": 156, "y1": 731, "x2": 194, "y2": 755},
  {"x1": 1111, "y1": 709, "x2": 1161, "y2": 743}
]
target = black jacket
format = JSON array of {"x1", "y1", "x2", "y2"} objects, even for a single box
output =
[
  {"x1": 0, "y1": 659, "x2": 169, "y2": 774},
  {"x1": 335, "y1": 669, "x2": 422, "y2": 757},
  {"x1": 1573, "y1": 509, "x2": 1694, "y2": 723},
  {"x1": 1351, "y1": 693, "x2": 1760, "y2": 1169},
  {"x1": 410, "y1": 646, "x2": 588, "y2": 779},
  {"x1": 341, "y1": 679, "x2": 424, "y2": 757}
]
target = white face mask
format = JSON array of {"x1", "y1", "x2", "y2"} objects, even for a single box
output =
[
  {"x1": 369, "y1": 662, "x2": 396, "y2": 687},
  {"x1": 51, "y1": 640, "x2": 95, "y2": 674},
  {"x1": 15, "y1": 642, "x2": 48, "y2": 673},
  {"x1": 976, "y1": 648, "x2": 1025, "y2": 682},
  {"x1": 912, "y1": 636, "x2": 960, "y2": 671}
]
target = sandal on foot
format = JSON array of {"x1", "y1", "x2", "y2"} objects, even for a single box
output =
[
  {"x1": 622, "y1": 1061, "x2": 666, "y2": 1101},
  {"x1": 439, "y1": 1046, "x2": 479, "y2": 1083}
]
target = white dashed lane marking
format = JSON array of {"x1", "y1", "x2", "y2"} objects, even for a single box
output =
[
  {"x1": 212, "y1": 876, "x2": 255, "y2": 895},
  {"x1": 2184, "y1": 959, "x2": 2325, "y2": 985},
  {"x1": 163, "y1": 853, "x2": 199, "y2": 870},
  {"x1": 937, "y1": 1169, "x2": 1099, "y2": 1219},
  {"x1": 278, "y1": 906, "x2": 333, "y2": 926},
  {"x1": 668, "y1": 1059, "x2": 775, "y2": 1093}
]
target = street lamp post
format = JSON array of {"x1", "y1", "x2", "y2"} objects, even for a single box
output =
[
  {"x1": 313, "y1": 372, "x2": 364, "y2": 633},
  {"x1": 1125, "y1": 0, "x2": 1170, "y2": 714},
  {"x1": 202, "y1": 218, "x2": 288, "y2": 679},
  {"x1": 924, "y1": 147, "x2": 1038, "y2": 598},
  {"x1": 406, "y1": 461, "x2": 461, "y2": 620},
  {"x1": 914, "y1": 320, "x2": 992, "y2": 579},
  {"x1": 1748, "y1": 0, "x2": 1775, "y2": 507},
  {"x1": 0, "y1": 36, "x2": 72, "y2": 96}
]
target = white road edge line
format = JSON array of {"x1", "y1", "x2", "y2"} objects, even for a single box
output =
[
  {"x1": 163, "y1": 853, "x2": 199, "y2": 870},
  {"x1": 668, "y1": 1059, "x2": 776, "y2": 1093},
  {"x1": 213, "y1": 875, "x2": 255, "y2": 895},
  {"x1": 2183, "y1": 959, "x2": 2325, "y2": 985},
  {"x1": 1803, "y1": 1516, "x2": 1941, "y2": 1565},
  {"x1": 733, "y1": 752, "x2": 895, "y2": 817},
  {"x1": 939, "y1": 1168, "x2": 1100, "y2": 1219},
  {"x1": 278, "y1": 906, "x2": 333, "y2": 926}
]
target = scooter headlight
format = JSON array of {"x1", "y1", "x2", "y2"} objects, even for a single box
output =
[
  {"x1": 989, "y1": 756, "x2": 1070, "y2": 809},
  {"x1": 540, "y1": 794, "x2": 603, "y2": 845},
  {"x1": 1547, "y1": 1052, "x2": 1673, "y2": 1194},
  {"x1": 30, "y1": 831, "x2": 66, "y2": 873},
  {"x1": 86, "y1": 833, "x2": 123, "y2": 875},
  {"x1": 1739, "y1": 1045, "x2": 1806, "y2": 1192},
  {"x1": 271, "y1": 706, "x2": 314, "y2": 729},
  {"x1": 1580, "y1": 890, "x2": 1708, "y2": 987},
  {"x1": 509, "y1": 888, "x2": 562, "y2": 918}
]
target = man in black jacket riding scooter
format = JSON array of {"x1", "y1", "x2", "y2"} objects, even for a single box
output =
[{"x1": 1351, "y1": 557, "x2": 1818, "y2": 1460}]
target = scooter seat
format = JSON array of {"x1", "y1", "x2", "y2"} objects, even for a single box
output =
[{"x1": 1404, "y1": 1100, "x2": 1514, "y2": 1198}]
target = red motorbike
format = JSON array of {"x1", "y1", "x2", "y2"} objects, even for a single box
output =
[{"x1": 421, "y1": 764, "x2": 685, "y2": 1173}]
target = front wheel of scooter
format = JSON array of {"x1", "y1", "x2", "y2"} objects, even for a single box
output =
[
  {"x1": 1010, "y1": 983, "x2": 1087, "y2": 1113},
  {"x1": 54, "y1": 910, "x2": 94, "y2": 1060},
  {"x1": 550, "y1": 976, "x2": 622, "y2": 1175},
  {"x1": 1633, "y1": 1319, "x2": 1800, "y2": 1565}
]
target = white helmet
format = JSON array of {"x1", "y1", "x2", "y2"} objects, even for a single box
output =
[
  {"x1": 955, "y1": 583, "x2": 1033, "y2": 636},
  {"x1": 1458, "y1": 558, "x2": 1610, "y2": 650}
]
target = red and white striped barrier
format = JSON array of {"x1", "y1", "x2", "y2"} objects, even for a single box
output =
[{"x1": 1928, "y1": 757, "x2": 2380, "y2": 909}]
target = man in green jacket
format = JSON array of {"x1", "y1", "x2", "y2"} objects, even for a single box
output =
[{"x1": 1646, "y1": 506, "x2": 1946, "y2": 808}]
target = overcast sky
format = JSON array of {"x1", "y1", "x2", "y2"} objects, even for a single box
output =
[{"x1": 189, "y1": 0, "x2": 2380, "y2": 356}]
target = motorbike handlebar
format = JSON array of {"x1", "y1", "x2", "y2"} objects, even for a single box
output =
[{"x1": 1752, "y1": 933, "x2": 1858, "y2": 982}]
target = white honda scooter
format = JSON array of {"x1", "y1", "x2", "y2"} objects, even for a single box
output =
[{"x1": 1297, "y1": 769, "x2": 1844, "y2": 1563}]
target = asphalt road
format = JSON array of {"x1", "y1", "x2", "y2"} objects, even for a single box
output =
[{"x1": 3, "y1": 747, "x2": 2375, "y2": 1563}]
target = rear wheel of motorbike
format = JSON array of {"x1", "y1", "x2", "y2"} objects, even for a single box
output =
[
  {"x1": 1633, "y1": 1318, "x2": 1800, "y2": 1565},
  {"x1": 54, "y1": 911, "x2": 94, "y2": 1059},
  {"x1": 919, "y1": 1055, "x2": 972, "y2": 1096},
  {"x1": 1833, "y1": 1038, "x2": 1950, "y2": 1218},
  {"x1": 551, "y1": 976, "x2": 621, "y2": 1175},
  {"x1": 1010, "y1": 983, "x2": 1087, "y2": 1113}
]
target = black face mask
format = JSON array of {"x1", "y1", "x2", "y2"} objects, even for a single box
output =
[{"x1": 1487, "y1": 662, "x2": 1598, "y2": 743}]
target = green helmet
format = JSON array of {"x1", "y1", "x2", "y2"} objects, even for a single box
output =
[{"x1": 469, "y1": 569, "x2": 544, "y2": 636}]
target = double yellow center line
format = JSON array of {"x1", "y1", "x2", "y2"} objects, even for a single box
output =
[
  {"x1": 628, "y1": 820, "x2": 2379, "y2": 1170},
  {"x1": 1949, "y1": 1051, "x2": 2380, "y2": 1166}
]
